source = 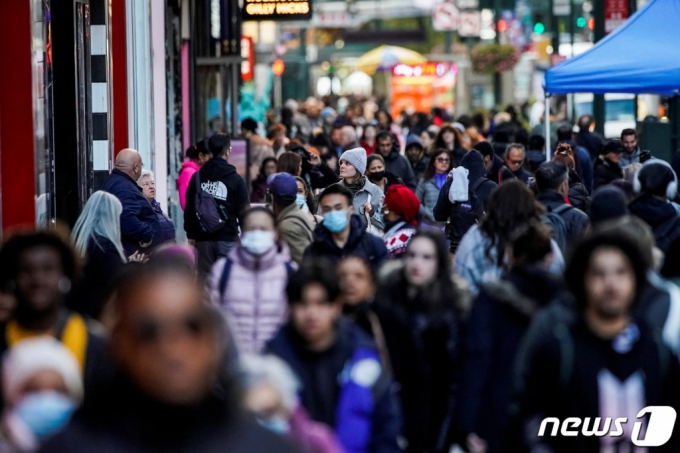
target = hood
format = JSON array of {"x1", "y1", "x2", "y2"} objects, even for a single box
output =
[
  {"x1": 629, "y1": 195, "x2": 678, "y2": 227},
  {"x1": 181, "y1": 161, "x2": 201, "y2": 172},
  {"x1": 201, "y1": 157, "x2": 237, "y2": 180},
  {"x1": 460, "y1": 149, "x2": 486, "y2": 182},
  {"x1": 384, "y1": 140, "x2": 401, "y2": 161},
  {"x1": 229, "y1": 240, "x2": 292, "y2": 271},
  {"x1": 311, "y1": 214, "x2": 366, "y2": 252}
]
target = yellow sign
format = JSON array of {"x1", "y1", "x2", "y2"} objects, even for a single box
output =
[{"x1": 243, "y1": 0, "x2": 312, "y2": 21}]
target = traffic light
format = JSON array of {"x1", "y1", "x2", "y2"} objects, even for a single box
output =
[
  {"x1": 587, "y1": 17, "x2": 595, "y2": 30},
  {"x1": 498, "y1": 19, "x2": 508, "y2": 33},
  {"x1": 534, "y1": 22, "x2": 546, "y2": 34},
  {"x1": 576, "y1": 17, "x2": 586, "y2": 28}
]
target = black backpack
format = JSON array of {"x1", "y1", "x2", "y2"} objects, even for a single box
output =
[
  {"x1": 445, "y1": 178, "x2": 486, "y2": 253},
  {"x1": 193, "y1": 172, "x2": 228, "y2": 234},
  {"x1": 543, "y1": 204, "x2": 571, "y2": 253}
]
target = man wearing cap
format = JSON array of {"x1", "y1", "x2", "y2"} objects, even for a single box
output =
[
  {"x1": 405, "y1": 135, "x2": 430, "y2": 181},
  {"x1": 593, "y1": 140, "x2": 625, "y2": 189},
  {"x1": 270, "y1": 173, "x2": 315, "y2": 265}
]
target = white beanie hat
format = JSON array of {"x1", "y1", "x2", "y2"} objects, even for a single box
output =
[
  {"x1": 339, "y1": 147, "x2": 367, "y2": 175},
  {"x1": 3, "y1": 338, "x2": 83, "y2": 406}
]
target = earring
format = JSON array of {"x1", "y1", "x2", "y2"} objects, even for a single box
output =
[{"x1": 58, "y1": 277, "x2": 72, "y2": 294}]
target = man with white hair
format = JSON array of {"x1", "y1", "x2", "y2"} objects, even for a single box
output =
[{"x1": 102, "y1": 148, "x2": 163, "y2": 255}]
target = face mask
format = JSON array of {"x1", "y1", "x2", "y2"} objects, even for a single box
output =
[
  {"x1": 241, "y1": 231, "x2": 276, "y2": 255},
  {"x1": 295, "y1": 194, "x2": 307, "y2": 208},
  {"x1": 257, "y1": 416, "x2": 290, "y2": 435},
  {"x1": 369, "y1": 171, "x2": 385, "y2": 181},
  {"x1": 323, "y1": 210, "x2": 349, "y2": 233},
  {"x1": 14, "y1": 391, "x2": 76, "y2": 441}
]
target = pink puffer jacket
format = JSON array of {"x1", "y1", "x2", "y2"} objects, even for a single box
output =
[
  {"x1": 208, "y1": 243, "x2": 292, "y2": 354},
  {"x1": 176, "y1": 161, "x2": 200, "y2": 210}
]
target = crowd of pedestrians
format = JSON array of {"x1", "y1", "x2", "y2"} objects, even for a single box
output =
[{"x1": 0, "y1": 101, "x2": 679, "y2": 453}]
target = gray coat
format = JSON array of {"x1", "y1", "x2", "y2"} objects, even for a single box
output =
[
  {"x1": 335, "y1": 177, "x2": 385, "y2": 230},
  {"x1": 416, "y1": 178, "x2": 445, "y2": 226}
]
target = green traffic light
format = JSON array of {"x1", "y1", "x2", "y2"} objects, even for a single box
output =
[
  {"x1": 534, "y1": 22, "x2": 545, "y2": 34},
  {"x1": 576, "y1": 17, "x2": 587, "y2": 27}
]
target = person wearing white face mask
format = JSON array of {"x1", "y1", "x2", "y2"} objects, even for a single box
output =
[
  {"x1": 268, "y1": 174, "x2": 314, "y2": 266},
  {"x1": 0, "y1": 338, "x2": 82, "y2": 453},
  {"x1": 208, "y1": 207, "x2": 295, "y2": 354}
]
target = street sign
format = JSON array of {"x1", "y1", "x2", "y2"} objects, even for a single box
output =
[
  {"x1": 552, "y1": 0, "x2": 571, "y2": 16},
  {"x1": 605, "y1": 0, "x2": 629, "y2": 33},
  {"x1": 240, "y1": 37, "x2": 254, "y2": 82},
  {"x1": 243, "y1": 0, "x2": 312, "y2": 21},
  {"x1": 456, "y1": 0, "x2": 478, "y2": 9},
  {"x1": 432, "y1": 2, "x2": 460, "y2": 31},
  {"x1": 458, "y1": 11, "x2": 481, "y2": 37}
]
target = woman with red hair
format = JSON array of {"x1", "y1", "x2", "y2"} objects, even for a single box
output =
[{"x1": 381, "y1": 184, "x2": 421, "y2": 258}]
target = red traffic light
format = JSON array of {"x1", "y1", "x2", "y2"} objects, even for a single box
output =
[
  {"x1": 498, "y1": 19, "x2": 508, "y2": 33},
  {"x1": 272, "y1": 59, "x2": 285, "y2": 76},
  {"x1": 587, "y1": 17, "x2": 595, "y2": 30}
]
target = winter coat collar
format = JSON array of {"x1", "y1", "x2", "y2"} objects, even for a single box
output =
[
  {"x1": 111, "y1": 168, "x2": 143, "y2": 192},
  {"x1": 311, "y1": 214, "x2": 366, "y2": 253},
  {"x1": 229, "y1": 241, "x2": 292, "y2": 272},
  {"x1": 629, "y1": 194, "x2": 679, "y2": 227}
]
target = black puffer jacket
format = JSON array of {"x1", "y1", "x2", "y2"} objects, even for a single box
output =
[
  {"x1": 593, "y1": 155, "x2": 623, "y2": 189},
  {"x1": 567, "y1": 169, "x2": 590, "y2": 212},
  {"x1": 384, "y1": 141, "x2": 417, "y2": 190},
  {"x1": 460, "y1": 150, "x2": 498, "y2": 209}
]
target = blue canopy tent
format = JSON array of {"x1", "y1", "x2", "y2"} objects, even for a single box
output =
[{"x1": 542, "y1": 0, "x2": 680, "y2": 155}]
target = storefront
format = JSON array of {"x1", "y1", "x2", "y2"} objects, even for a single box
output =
[{"x1": 390, "y1": 62, "x2": 457, "y2": 118}]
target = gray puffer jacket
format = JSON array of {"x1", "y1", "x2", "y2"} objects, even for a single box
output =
[
  {"x1": 416, "y1": 178, "x2": 445, "y2": 226},
  {"x1": 335, "y1": 176, "x2": 385, "y2": 230}
]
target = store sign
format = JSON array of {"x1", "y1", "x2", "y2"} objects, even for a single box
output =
[
  {"x1": 458, "y1": 11, "x2": 481, "y2": 37},
  {"x1": 432, "y1": 2, "x2": 460, "y2": 31},
  {"x1": 552, "y1": 0, "x2": 571, "y2": 16},
  {"x1": 243, "y1": 0, "x2": 312, "y2": 21},
  {"x1": 241, "y1": 37, "x2": 254, "y2": 82},
  {"x1": 605, "y1": 0, "x2": 629, "y2": 33},
  {"x1": 392, "y1": 62, "x2": 453, "y2": 77}
]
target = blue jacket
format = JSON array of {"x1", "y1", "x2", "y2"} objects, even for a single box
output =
[
  {"x1": 151, "y1": 199, "x2": 176, "y2": 243},
  {"x1": 265, "y1": 320, "x2": 403, "y2": 453},
  {"x1": 303, "y1": 214, "x2": 388, "y2": 268},
  {"x1": 102, "y1": 169, "x2": 163, "y2": 256}
]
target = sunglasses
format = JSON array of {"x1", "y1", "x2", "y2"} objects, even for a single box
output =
[
  {"x1": 436, "y1": 157, "x2": 451, "y2": 163},
  {"x1": 128, "y1": 310, "x2": 218, "y2": 344},
  {"x1": 508, "y1": 159, "x2": 524, "y2": 166}
]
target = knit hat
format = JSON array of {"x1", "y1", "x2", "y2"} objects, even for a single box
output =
[
  {"x1": 268, "y1": 173, "x2": 298, "y2": 206},
  {"x1": 589, "y1": 186, "x2": 629, "y2": 227},
  {"x1": 384, "y1": 184, "x2": 421, "y2": 225},
  {"x1": 339, "y1": 148, "x2": 367, "y2": 175},
  {"x1": 3, "y1": 338, "x2": 83, "y2": 406}
]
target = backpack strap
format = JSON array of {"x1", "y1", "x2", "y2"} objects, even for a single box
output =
[
  {"x1": 555, "y1": 323, "x2": 574, "y2": 388},
  {"x1": 552, "y1": 204, "x2": 573, "y2": 216},
  {"x1": 219, "y1": 257, "x2": 234, "y2": 298},
  {"x1": 471, "y1": 177, "x2": 487, "y2": 192},
  {"x1": 285, "y1": 261, "x2": 295, "y2": 280},
  {"x1": 53, "y1": 309, "x2": 73, "y2": 341}
]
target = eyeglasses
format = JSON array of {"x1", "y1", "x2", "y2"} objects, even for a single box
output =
[
  {"x1": 127, "y1": 310, "x2": 218, "y2": 345},
  {"x1": 508, "y1": 159, "x2": 524, "y2": 166},
  {"x1": 436, "y1": 157, "x2": 451, "y2": 163}
]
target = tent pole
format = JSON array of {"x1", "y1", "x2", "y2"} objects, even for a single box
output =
[{"x1": 545, "y1": 93, "x2": 551, "y2": 162}]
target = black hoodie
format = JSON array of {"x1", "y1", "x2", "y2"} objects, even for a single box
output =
[
  {"x1": 184, "y1": 157, "x2": 250, "y2": 241},
  {"x1": 629, "y1": 194, "x2": 680, "y2": 253},
  {"x1": 383, "y1": 141, "x2": 417, "y2": 190},
  {"x1": 460, "y1": 150, "x2": 498, "y2": 209}
]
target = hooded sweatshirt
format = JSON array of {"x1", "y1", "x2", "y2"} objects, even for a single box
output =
[
  {"x1": 184, "y1": 157, "x2": 250, "y2": 242},
  {"x1": 177, "y1": 161, "x2": 200, "y2": 210},
  {"x1": 629, "y1": 194, "x2": 680, "y2": 253},
  {"x1": 460, "y1": 150, "x2": 498, "y2": 209}
]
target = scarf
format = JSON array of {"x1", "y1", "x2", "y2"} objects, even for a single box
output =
[
  {"x1": 434, "y1": 172, "x2": 448, "y2": 189},
  {"x1": 343, "y1": 176, "x2": 365, "y2": 197}
]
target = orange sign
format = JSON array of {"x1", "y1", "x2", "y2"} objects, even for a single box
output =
[{"x1": 272, "y1": 59, "x2": 285, "y2": 76}]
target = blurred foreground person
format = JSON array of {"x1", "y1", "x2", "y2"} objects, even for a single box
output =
[
  {"x1": 41, "y1": 261, "x2": 298, "y2": 453},
  {"x1": 0, "y1": 231, "x2": 107, "y2": 397},
  {"x1": 509, "y1": 232, "x2": 680, "y2": 452},
  {"x1": 378, "y1": 230, "x2": 466, "y2": 453},
  {"x1": 241, "y1": 354, "x2": 343, "y2": 453},
  {"x1": 266, "y1": 262, "x2": 403, "y2": 453},
  {"x1": 338, "y1": 257, "x2": 429, "y2": 453},
  {"x1": 0, "y1": 338, "x2": 82, "y2": 452},
  {"x1": 208, "y1": 208, "x2": 292, "y2": 354},
  {"x1": 457, "y1": 222, "x2": 565, "y2": 453}
]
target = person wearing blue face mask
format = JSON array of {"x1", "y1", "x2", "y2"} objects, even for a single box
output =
[
  {"x1": 0, "y1": 338, "x2": 82, "y2": 452},
  {"x1": 294, "y1": 177, "x2": 323, "y2": 225},
  {"x1": 303, "y1": 184, "x2": 388, "y2": 269},
  {"x1": 269, "y1": 174, "x2": 315, "y2": 266}
]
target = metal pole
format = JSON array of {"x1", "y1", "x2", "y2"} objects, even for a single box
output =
[
  {"x1": 545, "y1": 93, "x2": 551, "y2": 161},
  {"x1": 231, "y1": 62, "x2": 239, "y2": 136}
]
